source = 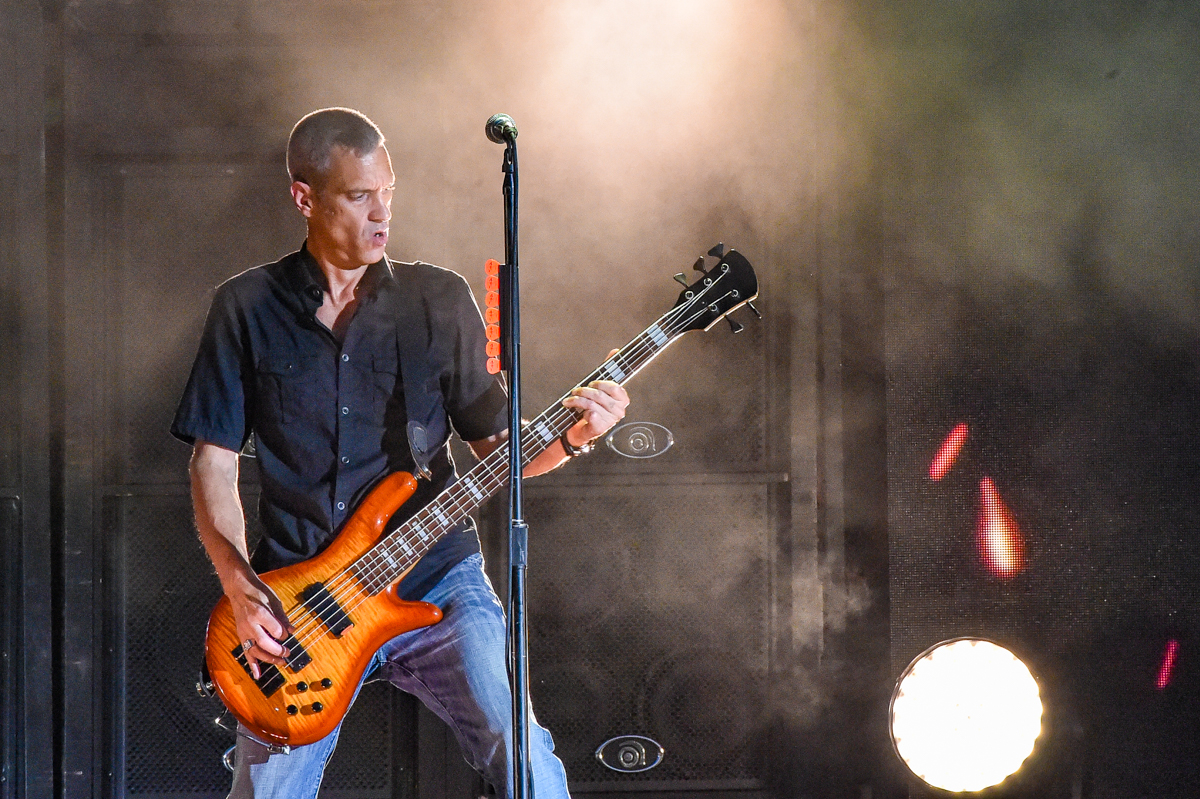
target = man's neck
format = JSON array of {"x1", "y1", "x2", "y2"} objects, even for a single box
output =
[{"x1": 306, "y1": 243, "x2": 370, "y2": 307}]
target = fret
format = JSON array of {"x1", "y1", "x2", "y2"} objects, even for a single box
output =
[
  {"x1": 600, "y1": 359, "x2": 626, "y2": 383},
  {"x1": 462, "y1": 478, "x2": 485, "y2": 503},
  {"x1": 430, "y1": 506, "x2": 450, "y2": 528},
  {"x1": 531, "y1": 420, "x2": 554, "y2": 444},
  {"x1": 646, "y1": 323, "x2": 668, "y2": 348},
  {"x1": 352, "y1": 560, "x2": 390, "y2": 595}
]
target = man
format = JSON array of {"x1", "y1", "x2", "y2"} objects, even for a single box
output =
[{"x1": 172, "y1": 107, "x2": 629, "y2": 799}]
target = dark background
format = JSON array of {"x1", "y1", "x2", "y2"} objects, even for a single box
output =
[{"x1": 3, "y1": 1, "x2": 1197, "y2": 798}]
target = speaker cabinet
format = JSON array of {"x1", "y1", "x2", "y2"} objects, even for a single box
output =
[
  {"x1": 522, "y1": 479, "x2": 779, "y2": 793},
  {"x1": 107, "y1": 491, "x2": 415, "y2": 798}
]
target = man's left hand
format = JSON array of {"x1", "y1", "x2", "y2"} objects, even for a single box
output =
[{"x1": 562, "y1": 379, "x2": 629, "y2": 446}]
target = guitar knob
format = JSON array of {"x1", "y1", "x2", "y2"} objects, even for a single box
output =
[
  {"x1": 692, "y1": 257, "x2": 706, "y2": 273},
  {"x1": 311, "y1": 702, "x2": 324, "y2": 713},
  {"x1": 321, "y1": 678, "x2": 333, "y2": 689},
  {"x1": 673, "y1": 272, "x2": 688, "y2": 286},
  {"x1": 747, "y1": 301, "x2": 762, "y2": 319},
  {"x1": 287, "y1": 705, "x2": 298, "y2": 715},
  {"x1": 296, "y1": 682, "x2": 308, "y2": 692},
  {"x1": 727, "y1": 318, "x2": 744, "y2": 334}
]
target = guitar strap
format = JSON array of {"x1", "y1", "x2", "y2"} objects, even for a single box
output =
[{"x1": 388, "y1": 258, "x2": 441, "y2": 481}]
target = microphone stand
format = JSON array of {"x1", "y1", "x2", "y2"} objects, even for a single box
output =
[{"x1": 494, "y1": 122, "x2": 533, "y2": 799}]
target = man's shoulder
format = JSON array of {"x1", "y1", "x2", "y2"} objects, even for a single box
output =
[
  {"x1": 386, "y1": 258, "x2": 475, "y2": 306},
  {"x1": 212, "y1": 250, "x2": 302, "y2": 302},
  {"x1": 389, "y1": 258, "x2": 469, "y2": 288}
]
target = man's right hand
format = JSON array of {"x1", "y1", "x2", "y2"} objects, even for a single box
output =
[
  {"x1": 227, "y1": 570, "x2": 295, "y2": 680},
  {"x1": 189, "y1": 441, "x2": 295, "y2": 680}
]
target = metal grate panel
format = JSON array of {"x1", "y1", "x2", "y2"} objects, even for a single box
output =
[
  {"x1": 111, "y1": 165, "x2": 299, "y2": 485},
  {"x1": 114, "y1": 493, "x2": 407, "y2": 797},
  {"x1": 524, "y1": 482, "x2": 772, "y2": 787}
]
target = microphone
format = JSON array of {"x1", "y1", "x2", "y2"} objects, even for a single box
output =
[{"x1": 485, "y1": 113, "x2": 518, "y2": 143}]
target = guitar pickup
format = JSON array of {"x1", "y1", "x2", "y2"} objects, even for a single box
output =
[
  {"x1": 298, "y1": 583, "x2": 354, "y2": 637},
  {"x1": 231, "y1": 642, "x2": 284, "y2": 698},
  {"x1": 281, "y1": 634, "x2": 312, "y2": 672}
]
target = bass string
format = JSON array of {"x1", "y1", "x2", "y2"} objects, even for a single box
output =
[
  {"x1": 271, "y1": 294, "x2": 711, "y2": 656},
  {"x1": 269, "y1": 291, "x2": 727, "y2": 678},
  {"x1": 255, "y1": 304, "x2": 720, "y2": 694},
  {"x1": 305, "y1": 299, "x2": 712, "y2": 632},
  {"x1": 345, "y1": 282, "x2": 736, "y2": 593},
  {"x1": 264, "y1": 287, "x2": 734, "y2": 679},
  {"x1": 268, "y1": 290, "x2": 731, "y2": 676}
]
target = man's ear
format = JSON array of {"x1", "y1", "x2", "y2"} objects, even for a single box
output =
[{"x1": 291, "y1": 180, "x2": 316, "y2": 218}]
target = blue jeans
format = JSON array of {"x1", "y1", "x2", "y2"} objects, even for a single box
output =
[{"x1": 227, "y1": 553, "x2": 570, "y2": 799}]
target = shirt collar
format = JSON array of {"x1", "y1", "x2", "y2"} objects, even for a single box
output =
[{"x1": 286, "y1": 242, "x2": 397, "y2": 311}]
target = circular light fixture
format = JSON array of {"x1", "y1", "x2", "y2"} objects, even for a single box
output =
[{"x1": 890, "y1": 638, "x2": 1044, "y2": 793}]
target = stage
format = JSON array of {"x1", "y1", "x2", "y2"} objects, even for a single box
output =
[{"x1": 2, "y1": 1, "x2": 1198, "y2": 797}]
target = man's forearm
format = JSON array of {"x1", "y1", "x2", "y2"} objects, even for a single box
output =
[{"x1": 189, "y1": 442, "x2": 255, "y2": 594}]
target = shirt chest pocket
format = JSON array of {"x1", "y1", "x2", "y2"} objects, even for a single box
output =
[
  {"x1": 255, "y1": 355, "x2": 325, "y2": 424},
  {"x1": 371, "y1": 351, "x2": 402, "y2": 419}
]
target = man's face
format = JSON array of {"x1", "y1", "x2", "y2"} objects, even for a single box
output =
[{"x1": 294, "y1": 144, "x2": 395, "y2": 270}]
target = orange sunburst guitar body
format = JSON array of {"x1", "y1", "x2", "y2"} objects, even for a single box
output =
[
  {"x1": 204, "y1": 471, "x2": 442, "y2": 747},
  {"x1": 202, "y1": 247, "x2": 760, "y2": 748}
]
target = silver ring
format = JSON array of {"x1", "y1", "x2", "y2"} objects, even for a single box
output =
[{"x1": 242, "y1": 638, "x2": 255, "y2": 652}]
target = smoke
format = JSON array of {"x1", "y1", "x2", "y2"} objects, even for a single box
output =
[
  {"x1": 839, "y1": 0, "x2": 1200, "y2": 333},
  {"x1": 76, "y1": 0, "x2": 1200, "y2": 787},
  {"x1": 271, "y1": 0, "x2": 849, "y2": 396}
]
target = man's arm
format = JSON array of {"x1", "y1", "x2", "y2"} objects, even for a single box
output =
[
  {"x1": 190, "y1": 440, "x2": 292, "y2": 679},
  {"x1": 468, "y1": 379, "x2": 630, "y2": 475}
]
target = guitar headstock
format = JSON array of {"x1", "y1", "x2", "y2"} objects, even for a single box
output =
[{"x1": 671, "y1": 248, "x2": 759, "y2": 334}]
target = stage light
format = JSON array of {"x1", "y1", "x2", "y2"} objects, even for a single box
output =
[
  {"x1": 978, "y1": 477, "x2": 1023, "y2": 578},
  {"x1": 891, "y1": 638, "x2": 1044, "y2": 793},
  {"x1": 1156, "y1": 639, "x2": 1180, "y2": 690},
  {"x1": 929, "y1": 422, "x2": 968, "y2": 481}
]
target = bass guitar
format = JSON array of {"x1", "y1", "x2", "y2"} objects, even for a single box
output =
[{"x1": 203, "y1": 247, "x2": 758, "y2": 746}]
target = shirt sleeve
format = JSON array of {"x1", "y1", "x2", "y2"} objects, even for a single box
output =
[
  {"x1": 170, "y1": 282, "x2": 251, "y2": 452},
  {"x1": 440, "y1": 272, "x2": 510, "y2": 442}
]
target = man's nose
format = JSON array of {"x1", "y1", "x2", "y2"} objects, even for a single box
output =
[{"x1": 370, "y1": 193, "x2": 391, "y2": 222}]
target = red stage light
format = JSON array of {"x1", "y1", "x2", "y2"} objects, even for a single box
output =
[
  {"x1": 930, "y1": 423, "x2": 969, "y2": 481},
  {"x1": 978, "y1": 477, "x2": 1023, "y2": 578},
  {"x1": 1156, "y1": 639, "x2": 1180, "y2": 690}
]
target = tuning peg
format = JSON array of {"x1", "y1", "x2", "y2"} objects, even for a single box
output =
[
  {"x1": 727, "y1": 318, "x2": 744, "y2": 334},
  {"x1": 747, "y1": 301, "x2": 762, "y2": 319},
  {"x1": 673, "y1": 272, "x2": 689, "y2": 286},
  {"x1": 707, "y1": 242, "x2": 725, "y2": 258},
  {"x1": 692, "y1": 257, "x2": 706, "y2": 273}
]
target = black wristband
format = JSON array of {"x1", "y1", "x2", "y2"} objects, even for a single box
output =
[{"x1": 560, "y1": 429, "x2": 594, "y2": 458}]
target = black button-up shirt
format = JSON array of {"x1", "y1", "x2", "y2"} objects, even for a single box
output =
[{"x1": 172, "y1": 246, "x2": 509, "y2": 599}]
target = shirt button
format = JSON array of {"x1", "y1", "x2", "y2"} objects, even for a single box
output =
[
  {"x1": 341, "y1": 354, "x2": 349, "y2": 362},
  {"x1": 341, "y1": 406, "x2": 349, "y2": 415},
  {"x1": 337, "y1": 502, "x2": 346, "y2": 511},
  {"x1": 340, "y1": 456, "x2": 349, "y2": 464}
]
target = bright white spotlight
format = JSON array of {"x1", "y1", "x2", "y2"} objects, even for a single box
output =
[{"x1": 890, "y1": 638, "x2": 1043, "y2": 793}]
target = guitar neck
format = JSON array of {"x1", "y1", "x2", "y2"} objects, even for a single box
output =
[{"x1": 350, "y1": 311, "x2": 690, "y2": 594}]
